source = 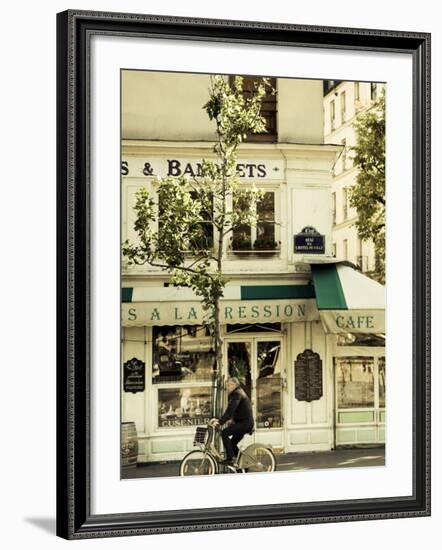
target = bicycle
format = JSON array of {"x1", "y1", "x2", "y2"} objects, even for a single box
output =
[{"x1": 179, "y1": 421, "x2": 276, "y2": 476}]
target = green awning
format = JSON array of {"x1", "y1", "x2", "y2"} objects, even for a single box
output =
[
  {"x1": 310, "y1": 262, "x2": 385, "y2": 334},
  {"x1": 311, "y1": 264, "x2": 347, "y2": 310}
]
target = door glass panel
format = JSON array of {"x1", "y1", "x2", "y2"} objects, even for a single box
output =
[
  {"x1": 336, "y1": 357, "x2": 374, "y2": 408},
  {"x1": 256, "y1": 341, "x2": 282, "y2": 428},
  {"x1": 227, "y1": 342, "x2": 252, "y2": 402}
]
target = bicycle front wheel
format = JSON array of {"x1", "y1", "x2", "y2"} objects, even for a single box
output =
[
  {"x1": 179, "y1": 450, "x2": 218, "y2": 476},
  {"x1": 240, "y1": 446, "x2": 276, "y2": 473}
]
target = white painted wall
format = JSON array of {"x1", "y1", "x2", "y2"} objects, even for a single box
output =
[{"x1": 278, "y1": 78, "x2": 324, "y2": 143}]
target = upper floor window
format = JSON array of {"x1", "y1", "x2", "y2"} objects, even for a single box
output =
[
  {"x1": 370, "y1": 82, "x2": 377, "y2": 101},
  {"x1": 340, "y1": 92, "x2": 346, "y2": 123},
  {"x1": 231, "y1": 190, "x2": 279, "y2": 255},
  {"x1": 330, "y1": 99, "x2": 336, "y2": 130},
  {"x1": 158, "y1": 190, "x2": 214, "y2": 253},
  {"x1": 190, "y1": 191, "x2": 214, "y2": 251},
  {"x1": 232, "y1": 76, "x2": 277, "y2": 142},
  {"x1": 354, "y1": 81, "x2": 360, "y2": 101},
  {"x1": 342, "y1": 187, "x2": 349, "y2": 220},
  {"x1": 341, "y1": 138, "x2": 347, "y2": 171}
]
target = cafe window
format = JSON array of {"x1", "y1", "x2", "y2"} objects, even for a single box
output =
[
  {"x1": 152, "y1": 325, "x2": 216, "y2": 384},
  {"x1": 378, "y1": 357, "x2": 386, "y2": 408},
  {"x1": 336, "y1": 358, "x2": 375, "y2": 408},
  {"x1": 336, "y1": 356, "x2": 386, "y2": 410},
  {"x1": 158, "y1": 386, "x2": 213, "y2": 429},
  {"x1": 231, "y1": 76, "x2": 277, "y2": 142},
  {"x1": 231, "y1": 190, "x2": 279, "y2": 254}
]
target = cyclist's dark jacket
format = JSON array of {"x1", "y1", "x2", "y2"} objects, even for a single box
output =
[{"x1": 219, "y1": 387, "x2": 254, "y2": 427}]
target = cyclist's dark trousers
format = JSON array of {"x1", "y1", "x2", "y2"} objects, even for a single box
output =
[{"x1": 222, "y1": 422, "x2": 253, "y2": 460}]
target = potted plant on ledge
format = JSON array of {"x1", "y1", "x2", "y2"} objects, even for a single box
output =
[
  {"x1": 253, "y1": 238, "x2": 280, "y2": 255},
  {"x1": 231, "y1": 235, "x2": 253, "y2": 256}
]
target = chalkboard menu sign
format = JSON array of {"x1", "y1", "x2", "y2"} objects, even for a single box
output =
[
  {"x1": 294, "y1": 226, "x2": 325, "y2": 254},
  {"x1": 124, "y1": 357, "x2": 146, "y2": 393},
  {"x1": 295, "y1": 349, "x2": 323, "y2": 402}
]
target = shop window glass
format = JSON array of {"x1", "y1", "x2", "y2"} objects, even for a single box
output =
[
  {"x1": 158, "y1": 387, "x2": 212, "y2": 428},
  {"x1": 379, "y1": 357, "x2": 386, "y2": 408},
  {"x1": 152, "y1": 325, "x2": 216, "y2": 383},
  {"x1": 336, "y1": 358, "x2": 374, "y2": 408},
  {"x1": 256, "y1": 341, "x2": 282, "y2": 428}
]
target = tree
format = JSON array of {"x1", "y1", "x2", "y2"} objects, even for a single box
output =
[
  {"x1": 349, "y1": 91, "x2": 385, "y2": 284},
  {"x1": 122, "y1": 75, "x2": 272, "y2": 401}
]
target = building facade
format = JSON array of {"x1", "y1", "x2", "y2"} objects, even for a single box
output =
[
  {"x1": 121, "y1": 71, "x2": 386, "y2": 463},
  {"x1": 323, "y1": 80, "x2": 384, "y2": 274}
]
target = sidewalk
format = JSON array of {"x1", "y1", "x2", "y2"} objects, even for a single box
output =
[{"x1": 122, "y1": 446, "x2": 385, "y2": 479}]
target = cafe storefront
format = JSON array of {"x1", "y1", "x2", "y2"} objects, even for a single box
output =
[{"x1": 121, "y1": 263, "x2": 385, "y2": 462}]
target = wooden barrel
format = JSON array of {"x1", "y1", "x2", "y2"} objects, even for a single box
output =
[{"x1": 121, "y1": 422, "x2": 138, "y2": 469}]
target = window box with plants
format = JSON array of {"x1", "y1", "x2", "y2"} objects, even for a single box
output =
[
  {"x1": 253, "y1": 238, "x2": 280, "y2": 255},
  {"x1": 230, "y1": 235, "x2": 253, "y2": 256}
]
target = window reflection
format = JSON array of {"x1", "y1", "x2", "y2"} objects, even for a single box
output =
[
  {"x1": 257, "y1": 341, "x2": 282, "y2": 428},
  {"x1": 158, "y1": 387, "x2": 212, "y2": 428},
  {"x1": 227, "y1": 341, "x2": 252, "y2": 399},
  {"x1": 152, "y1": 325, "x2": 215, "y2": 383},
  {"x1": 379, "y1": 357, "x2": 385, "y2": 408},
  {"x1": 337, "y1": 358, "x2": 375, "y2": 408}
]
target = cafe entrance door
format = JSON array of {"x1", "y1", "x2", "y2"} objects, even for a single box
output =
[{"x1": 224, "y1": 335, "x2": 284, "y2": 433}]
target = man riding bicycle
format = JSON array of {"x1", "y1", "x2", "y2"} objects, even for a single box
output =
[{"x1": 212, "y1": 377, "x2": 254, "y2": 466}]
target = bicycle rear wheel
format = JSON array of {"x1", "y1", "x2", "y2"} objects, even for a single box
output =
[
  {"x1": 240, "y1": 446, "x2": 276, "y2": 473},
  {"x1": 179, "y1": 450, "x2": 218, "y2": 476}
]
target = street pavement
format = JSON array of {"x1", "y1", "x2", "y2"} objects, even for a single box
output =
[{"x1": 122, "y1": 445, "x2": 385, "y2": 479}]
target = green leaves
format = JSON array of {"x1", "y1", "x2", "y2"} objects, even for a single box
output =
[
  {"x1": 204, "y1": 75, "x2": 269, "y2": 149},
  {"x1": 349, "y1": 91, "x2": 386, "y2": 284}
]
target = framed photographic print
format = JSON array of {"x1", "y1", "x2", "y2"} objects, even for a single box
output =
[{"x1": 56, "y1": 9, "x2": 431, "y2": 539}]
